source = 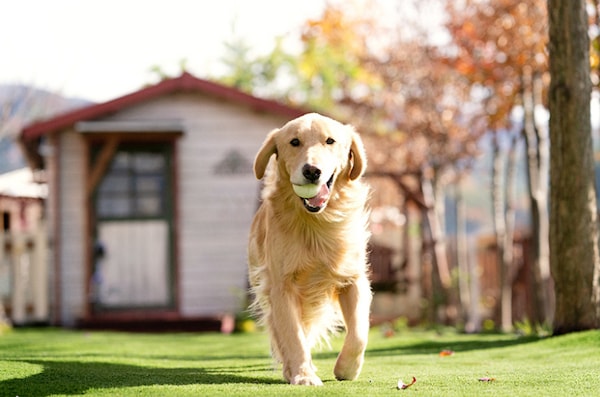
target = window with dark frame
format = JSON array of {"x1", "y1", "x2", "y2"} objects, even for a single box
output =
[{"x1": 94, "y1": 147, "x2": 169, "y2": 220}]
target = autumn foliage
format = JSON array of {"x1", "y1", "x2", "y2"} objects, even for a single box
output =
[
  {"x1": 219, "y1": 0, "x2": 598, "y2": 330},
  {"x1": 296, "y1": 2, "x2": 482, "y2": 174},
  {"x1": 445, "y1": 0, "x2": 548, "y2": 128}
]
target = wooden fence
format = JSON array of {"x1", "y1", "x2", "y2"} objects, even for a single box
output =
[{"x1": 0, "y1": 223, "x2": 49, "y2": 325}]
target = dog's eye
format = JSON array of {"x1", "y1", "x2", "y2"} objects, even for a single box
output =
[
  {"x1": 326, "y1": 138, "x2": 335, "y2": 145},
  {"x1": 290, "y1": 138, "x2": 300, "y2": 147}
]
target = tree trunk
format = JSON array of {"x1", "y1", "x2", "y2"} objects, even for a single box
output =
[
  {"x1": 491, "y1": 130, "x2": 518, "y2": 332},
  {"x1": 421, "y1": 167, "x2": 454, "y2": 324},
  {"x1": 521, "y1": 68, "x2": 554, "y2": 325},
  {"x1": 504, "y1": 134, "x2": 518, "y2": 331},
  {"x1": 456, "y1": 177, "x2": 480, "y2": 332},
  {"x1": 491, "y1": 133, "x2": 509, "y2": 331},
  {"x1": 422, "y1": 169, "x2": 452, "y2": 290},
  {"x1": 548, "y1": 0, "x2": 600, "y2": 333}
]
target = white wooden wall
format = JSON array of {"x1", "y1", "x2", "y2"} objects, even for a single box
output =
[
  {"x1": 57, "y1": 130, "x2": 87, "y2": 325},
  {"x1": 52, "y1": 93, "x2": 289, "y2": 324}
]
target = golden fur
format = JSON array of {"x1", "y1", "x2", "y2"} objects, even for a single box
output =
[{"x1": 248, "y1": 113, "x2": 372, "y2": 386}]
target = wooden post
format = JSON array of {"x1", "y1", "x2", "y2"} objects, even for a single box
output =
[
  {"x1": 32, "y1": 222, "x2": 48, "y2": 322},
  {"x1": 0, "y1": 230, "x2": 8, "y2": 324},
  {"x1": 10, "y1": 233, "x2": 27, "y2": 325}
]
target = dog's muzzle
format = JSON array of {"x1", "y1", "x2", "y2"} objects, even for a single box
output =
[{"x1": 299, "y1": 174, "x2": 334, "y2": 213}]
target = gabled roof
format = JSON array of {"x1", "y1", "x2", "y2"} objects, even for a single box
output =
[{"x1": 20, "y1": 72, "x2": 308, "y2": 141}]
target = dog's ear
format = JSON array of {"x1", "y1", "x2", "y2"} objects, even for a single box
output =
[
  {"x1": 254, "y1": 128, "x2": 278, "y2": 179},
  {"x1": 349, "y1": 130, "x2": 367, "y2": 180}
]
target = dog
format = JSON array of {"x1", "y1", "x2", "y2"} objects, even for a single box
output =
[{"x1": 248, "y1": 113, "x2": 372, "y2": 386}]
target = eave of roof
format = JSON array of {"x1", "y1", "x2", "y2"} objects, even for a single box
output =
[{"x1": 20, "y1": 72, "x2": 309, "y2": 141}]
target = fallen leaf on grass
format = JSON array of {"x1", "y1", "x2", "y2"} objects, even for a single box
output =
[
  {"x1": 478, "y1": 377, "x2": 496, "y2": 382},
  {"x1": 397, "y1": 376, "x2": 417, "y2": 390},
  {"x1": 439, "y1": 349, "x2": 454, "y2": 357}
]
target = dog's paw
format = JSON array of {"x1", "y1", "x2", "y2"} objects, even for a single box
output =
[
  {"x1": 334, "y1": 355, "x2": 364, "y2": 381},
  {"x1": 291, "y1": 373, "x2": 323, "y2": 386}
]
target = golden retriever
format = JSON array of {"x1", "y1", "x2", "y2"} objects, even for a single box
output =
[{"x1": 248, "y1": 113, "x2": 372, "y2": 386}]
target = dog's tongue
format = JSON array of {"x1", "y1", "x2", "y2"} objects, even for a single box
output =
[{"x1": 307, "y1": 183, "x2": 330, "y2": 208}]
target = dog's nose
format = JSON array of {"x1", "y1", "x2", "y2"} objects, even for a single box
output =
[{"x1": 302, "y1": 164, "x2": 321, "y2": 183}]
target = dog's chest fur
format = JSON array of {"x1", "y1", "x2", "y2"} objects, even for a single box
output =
[{"x1": 268, "y1": 200, "x2": 368, "y2": 287}]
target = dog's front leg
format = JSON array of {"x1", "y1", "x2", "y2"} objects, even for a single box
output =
[
  {"x1": 334, "y1": 275, "x2": 372, "y2": 381},
  {"x1": 270, "y1": 284, "x2": 323, "y2": 386}
]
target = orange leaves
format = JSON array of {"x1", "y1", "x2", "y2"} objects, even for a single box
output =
[
  {"x1": 301, "y1": 4, "x2": 371, "y2": 58},
  {"x1": 444, "y1": 0, "x2": 549, "y2": 128},
  {"x1": 394, "y1": 351, "x2": 497, "y2": 390},
  {"x1": 447, "y1": 0, "x2": 548, "y2": 71},
  {"x1": 291, "y1": 1, "x2": 538, "y2": 172},
  {"x1": 439, "y1": 349, "x2": 455, "y2": 357},
  {"x1": 295, "y1": 2, "x2": 384, "y2": 111}
]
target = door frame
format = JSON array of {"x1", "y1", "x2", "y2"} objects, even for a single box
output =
[{"x1": 83, "y1": 131, "x2": 181, "y2": 321}]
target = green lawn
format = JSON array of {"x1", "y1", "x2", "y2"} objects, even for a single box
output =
[{"x1": 0, "y1": 326, "x2": 598, "y2": 396}]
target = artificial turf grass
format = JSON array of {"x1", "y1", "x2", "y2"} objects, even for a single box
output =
[{"x1": 0, "y1": 327, "x2": 599, "y2": 396}]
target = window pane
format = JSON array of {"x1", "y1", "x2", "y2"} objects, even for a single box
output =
[
  {"x1": 136, "y1": 196, "x2": 161, "y2": 216},
  {"x1": 95, "y1": 146, "x2": 169, "y2": 220},
  {"x1": 110, "y1": 152, "x2": 130, "y2": 171},
  {"x1": 133, "y1": 153, "x2": 164, "y2": 172},
  {"x1": 135, "y1": 176, "x2": 162, "y2": 193},
  {"x1": 98, "y1": 174, "x2": 130, "y2": 194},
  {"x1": 97, "y1": 196, "x2": 132, "y2": 218}
]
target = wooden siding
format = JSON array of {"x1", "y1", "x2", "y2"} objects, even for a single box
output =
[
  {"x1": 102, "y1": 93, "x2": 288, "y2": 317},
  {"x1": 57, "y1": 130, "x2": 87, "y2": 325},
  {"x1": 51, "y1": 92, "x2": 294, "y2": 325}
]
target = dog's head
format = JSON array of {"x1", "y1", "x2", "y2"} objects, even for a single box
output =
[{"x1": 254, "y1": 113, "x2": 367, "y2": 213}]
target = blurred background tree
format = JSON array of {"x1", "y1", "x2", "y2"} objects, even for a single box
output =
[
  {"x1": 445, "y1": 0, "x2": 551, "y2": 331},
  {"x1": 2, "y1": 0, "x2": 596, "y2": 334},
  {"x1": 217, "y1": 0, "x2": 598, "y2": 333},
  {"x1": 219, "y1": 1, "x2": 482, "y2": 325}
]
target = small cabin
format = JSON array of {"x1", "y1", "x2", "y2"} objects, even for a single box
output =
[{"x1": 19, "y1": 73, "x2": 306, "y2": 330}]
